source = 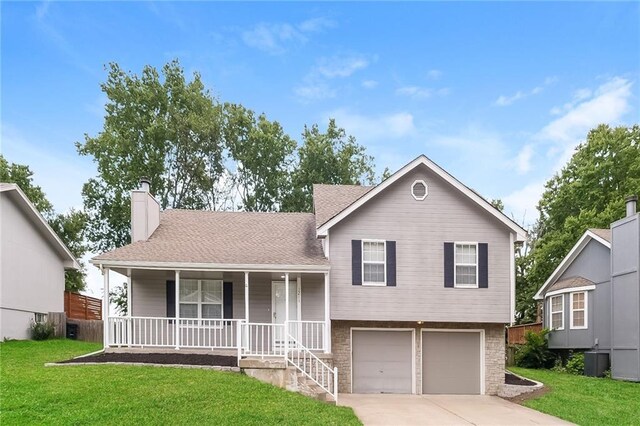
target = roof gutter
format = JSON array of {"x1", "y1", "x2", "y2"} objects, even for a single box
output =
[{"x1": 89, "y1": 259, "x2": 330, "y2": 273}]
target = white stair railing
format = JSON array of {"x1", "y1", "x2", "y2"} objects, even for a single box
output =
[{"x1": 285, "y1": 323, "x2": 338, "y2": 403}]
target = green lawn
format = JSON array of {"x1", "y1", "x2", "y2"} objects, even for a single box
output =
[
  {"x1": 510, "y1": 367, "x2": 640, "y2": 425},
  {"x1": 0, "y1": 339, "x2": 360, "y2": 425}
]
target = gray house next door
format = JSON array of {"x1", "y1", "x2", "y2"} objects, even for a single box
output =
[
  {"x1": 352, "y1": 329, "x2": 414, "y2": 393},
  {"x1": 422, "y1": 330, "x2": 482, "y2": 394}
]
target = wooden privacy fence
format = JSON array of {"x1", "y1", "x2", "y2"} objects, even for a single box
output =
[
  {"x1": 64, "y1": 291, "x2": 102, "y2": 320},
  {"x1": 507, "y1": 322, "x2": 543, "y2": 345}
]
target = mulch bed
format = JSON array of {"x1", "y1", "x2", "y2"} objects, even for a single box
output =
[
  {"x1": 60, "y1": 352, "x2": 238, "y2": 367},
  {"x1": 505, "y1": 371, "x2": 537, "y2": 386}
]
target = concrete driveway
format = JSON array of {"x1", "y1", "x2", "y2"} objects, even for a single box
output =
[{"x1": 339, "y1": 394, "x2": 573, "y2": 426}]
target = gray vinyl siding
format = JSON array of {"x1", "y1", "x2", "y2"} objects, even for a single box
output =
[
  {"x1": 611, "y1": 214, "x2": 640, "y2": 381},
  {"x1": 130, "y1": 271, "x2": 324, "y2": 322},
  {"x1": 0, "y1": 193, "x2": 65, "y2": 339},
  {"x1": 329, "y1": 164, "x2": 512, "y2": 323},
  {"x1": 544, "y1": 239, "x2": 612, "y2": 351}
]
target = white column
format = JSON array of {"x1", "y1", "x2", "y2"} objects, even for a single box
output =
[
  {"x1": 509, "y1": 232, "x2": 516, "y2": 326},
  {"x1": 102, "y1": 267, "x2": 110, "y2": 348},
  {"x1": 284, "y1": 272, "x2": 290, "y2": 356},
  {"x1": 244, "y1": 271, "x2": 249, "y2": 321},
  {"x1": 324, "y1": 272, "x2": 331, "y2": 353},
  {"x1": 175, "y1": 270, "x2": 180, "y2": 349},
  {"x1": 126, "y1": 269, "x2": 132, "y2": 347}
]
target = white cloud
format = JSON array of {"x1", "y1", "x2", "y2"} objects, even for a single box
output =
[
  {"x1": 502, "y1": 181, "x2": 545, "y2": 226},
  {"x1": 297, "y1": 17, "x2": 335, "y2": 33},
  {"x1": 362, "y1": 80, "x2": 378, "y2": 89},
  {"x1": 326, "y1": 109, "x2": 416, "y2": 142},
  {"x1": 294, "y1": 54, "x2": 371, "y2": 101},
  {"x1": 426, "y1": 69, "x2": 443, "y2": 80},
  {"x1": 316, "y1": 55, "x2": 369, "y2": 79},
  {"x1": 494, "y1": 76, "x2": 558, "y2": 106},
  {"x1": 294, "y1": 84, "x2": 336, "y2": 101},
  {"x1": 514, "y1": 144, "x2": 534, "y2": 174},
  {"x1": 396, "y1": 86, "x2": 432, "y2": 99},
  {"x1": 241, "y1": 17, "x2": 335, "y2": 54}
]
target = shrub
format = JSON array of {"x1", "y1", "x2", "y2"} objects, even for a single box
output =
[
  {"x1": 515, "y1": 328, "x2": 554, "y2": 368},
  {"x1": 551, "y1": 357, "x2": 565, "y2": 373},
  {"x1": 30, "y1": 320, "x2": 55, "y2": 341},
  {"x1": 566, "y1": 352, "x2": 585, "y2": 375}
]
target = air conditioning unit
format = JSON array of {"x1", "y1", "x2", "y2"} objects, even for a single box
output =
[{"x1": 584, "y1": 351, "x2": 609, "y2": 377}]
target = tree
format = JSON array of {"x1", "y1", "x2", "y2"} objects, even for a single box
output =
[
  {"x1": 110, "y1": 283, "x2": 127, "y2": 315},
  {"x1": 522, "y1": 124, "x2": 640, "y2": 320},
  {"x1": 77, "y1": 60, "x2": 226, "y2": 252},
  {"x1": 282, "y1": 119, "x2": 376, "y2": 212},
  {"x1": 223, "y1": 103, "x2": 297, "y2": 211},
  {"x1": 0, "y1": 156, "x2": 88, "y2": 292}
]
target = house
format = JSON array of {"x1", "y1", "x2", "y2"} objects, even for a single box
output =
[
  {"x1": 91, "y1": 155, "x2": 526, "y2": 399},
  {"x1": 534, "y1": 195, "x2": 640, "y2": 381},
  {"x1": 0, "y1": 183, "x2": 80, "y2": 340}
]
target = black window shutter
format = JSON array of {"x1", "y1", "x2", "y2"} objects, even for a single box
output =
[
  {"x1": 223, "y1": 281, "x2": 233, "y2": 319},
  {"x1": 478, "y1": 243, "x2": 489, "y2": 288},
  {"x1": 166, "y1": 280, "x2": 176, "y2": 318},
  {"x1": 352, "y1": 240, "x2": 362, "y2": 285},
  {"x1": 386, "y1": 241, "x2": 396, "y2": 286},
  {"x1": 444, "y1": 243, "x2": 454, "y2": 288}
]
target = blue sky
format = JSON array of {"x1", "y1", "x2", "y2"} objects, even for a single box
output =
[{"x1": 2, "y1": 2, "x2": 639, "y2": 294}]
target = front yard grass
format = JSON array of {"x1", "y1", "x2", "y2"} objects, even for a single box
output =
[
  {"x1": 0, "y1": 339, "x2": 360, "y2": 425},
  {"x1": 510, "y1": 367, "x2": 640, "y2": 425}
]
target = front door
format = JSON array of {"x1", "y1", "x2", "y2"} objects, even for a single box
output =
[{"x1": 272, "y1": 281, "x2": 298, "y2": 348}]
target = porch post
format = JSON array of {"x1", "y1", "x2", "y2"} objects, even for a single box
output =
[
  {"x1": 244, "y1": 271, "x2": 249, "y2": 321},
  {"x1": 102, "y1": 267, "x2": 110, "y2": 348},
  {"x1": 175, "y1": 270, "x2": 180, "y2": 349},
  {"x1": 324, "y1": 272, "x2": 331, "y2": 353},
  {"x1": 126, "y1": 269, "x2": 132, "y2": 347},
  {"x1": 285, "y1": 272, "x2": 290, "y2": 356}
]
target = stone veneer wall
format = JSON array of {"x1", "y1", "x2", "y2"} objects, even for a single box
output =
[{"x1": 331, "y1": 321, "x2": 505, "y2": 395}]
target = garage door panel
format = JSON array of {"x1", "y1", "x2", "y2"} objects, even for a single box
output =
[
  {"x1": 352, "y1": 330, "x2": 413, "y2": 394},
  {"x1": 422, "y1": 331, "x2": 481, "y2": 395}
]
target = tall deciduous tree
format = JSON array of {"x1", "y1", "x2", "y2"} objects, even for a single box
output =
[
  {"x1": 0, "y1": 156, "x2": 88, "y2": 292},
  {"x1": 283, "y1": 119, "x2": 376, "y2": 212},
  {"x1": 77, "y1": 60, "x2": 226, "y2": 252},
  {"x1": 521, "y1": 124, "x2": 640, "y2": 322}
]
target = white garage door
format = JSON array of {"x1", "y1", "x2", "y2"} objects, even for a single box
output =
[
  {"x1": 422, "y1": 330, "x2": 482, "y2": 395},
  {"x1": 352, "y1": 330, "x2": 413, "y2": 394}
]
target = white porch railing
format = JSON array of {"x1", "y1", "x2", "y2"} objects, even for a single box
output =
[
  {"x1": 288, "y1": 320, "x2": 325, "y2": 351},
  {"x1": 286, "y1": 331, "x2": 338, "y2": 402},
  {"x1": 239, "y1": 322, "x2": 286, "y2": 357}
]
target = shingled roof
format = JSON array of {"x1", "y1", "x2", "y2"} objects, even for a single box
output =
[
  {"x1": 92, "y1": 210, "x2": 328, "y2": 268},
  {"x1": 313, "y1": 184, "x2": 373, "y2": 228},
  {"x1": 547, "y1": 276, "x2": 594, "y2": 293},
  {"x1": 588, "y1": 228, "x2": 611, "y2": 243}
]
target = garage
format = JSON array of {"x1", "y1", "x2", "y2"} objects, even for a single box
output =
[
  {"x1": 422, "y1": 330, "x2": 483, "y2": 395},
  {"x1": 351, "y1": 329, "x2": 414, "y2": 394}
]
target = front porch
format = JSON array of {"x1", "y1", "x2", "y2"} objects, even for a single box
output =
[{"x1": 102, "y1": 268, "x2": 331, "y2": 356}]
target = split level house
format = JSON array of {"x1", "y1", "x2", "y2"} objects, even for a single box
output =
[
  {"x1": 534, "y1": 195, "x2": 640, "y2": 382},
  {"x1": 91, "y1": 155, "x2": 526, "y2": 399},
  {"x1": 0, "y1": 183, "x2": 80, "y2": 340}
]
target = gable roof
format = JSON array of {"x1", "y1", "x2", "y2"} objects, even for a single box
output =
[
  {"x1": 313, "y1": 184, "x2": 373, "y2": 229},
  {"x1": 91, "y1": 209, "x2": 329, "y2": 271},
  {"x1": 315, "y1": 155, "x2": 528, "y2": 241},
  {"x1": 533, "y1": 228, "x2": 610, "y2": 300},
  {"x1": 547, "y1": 276, "x2": 595, "y2": 294},
  {"x1": 0, "y1": 183, "x2": 80, "y2": 270}
]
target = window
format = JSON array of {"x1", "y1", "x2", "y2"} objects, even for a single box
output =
[
  {"x1": 570, "y1": 292, "x2": 587, "y2": 329},
  {"x1": 454, "y1": 243, "x2": 478, "y2": 287},
  {"x1": 411, "y1": 180, "x2": 428, "y2": 200},
  {"x1": 179, "y1": 279, "x2": 223, "y2": 319},
  {"x1": 362, "y1": 240, "x2": 386, "y2": 285},
  {"x1": 550, "y1": 294, "x2": 564, "y2": 330},
  {"x1": 34, "y1": 313, "x2": 47, "y2": 323}
]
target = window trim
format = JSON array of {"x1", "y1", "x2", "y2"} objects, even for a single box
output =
[
  {"x1": 411, "y1": 179, "x2": 428, "y2": 201},
  {"x1": 549, "y1": 294, "x2": 564, "y2": 331},
  {"x1": 453, "y1": 242, "x2": 479, "y2": 288},
  {"x1": 362, "y1": 239, "x2": 387, "y2": 286},
  {"x1": 570, "y1": 291, "x2": 588, "y2": 330},
  {"x1": 179, "y1": 279, "x2": 224, "y2": 321}
]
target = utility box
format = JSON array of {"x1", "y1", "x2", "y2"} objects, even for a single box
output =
[
  {"x1": 584, "y1": 351, "x2": 609, "y2": 377},
  {"x1": 66, "y1": 323, "x2": 78, "y2": 340}
]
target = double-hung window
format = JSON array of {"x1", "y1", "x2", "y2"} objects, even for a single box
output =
[
  {"x1": 550, "y1": 294, "x2": 564, "y2": 330},
  {"x1": 362, "y1": 240, "x2": 386, "y2": 285},
  {"x1": 570, "y1": 292, "x2": 587, "y2": 329},
  {"x1": 179, "y1": 279, "x2": 223, "y2": 320},
  {"x1": 454, "y1": 243, "x2": 478, "y2": 287}
]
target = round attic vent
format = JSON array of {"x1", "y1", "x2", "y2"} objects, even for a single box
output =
[{"x1": 411, "y1": 180, "x2": 428, "y2": 200}]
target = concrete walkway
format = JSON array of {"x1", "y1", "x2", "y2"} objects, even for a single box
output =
[{"x1": 339, "y1": 394, "x2": 573, "y2": 425}]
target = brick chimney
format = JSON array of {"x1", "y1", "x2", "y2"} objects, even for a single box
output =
[{"x1": 131, "y1": 177, "x2": 160, "y2": 242}]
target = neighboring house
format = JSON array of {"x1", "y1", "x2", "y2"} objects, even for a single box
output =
[
  {"x1": 0, "y1": 183, "x2": 80, "y2": 340},
  {"x1": 91, "y1": 155, "x2": 526, "y2": 398},
  {"x1": 534, "y1": 196, "x2": 640, "y2": 382}
]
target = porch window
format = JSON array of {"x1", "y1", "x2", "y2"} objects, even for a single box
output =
[
  {"x1": 570, "y1": 291, "x2": 587, "y2": 329},
  {"x1": 362, "y1": 240, "x2": 386, "y2": 285},
  {"x1": 454, "y1": 243, "x2": 478, "y2": 287},
  {"x1": 179, "y1": 279, "x2": 223, "y2": 319},
  {"x1": 550, "y1": 294, "x2": 564, "y2": 330}
]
